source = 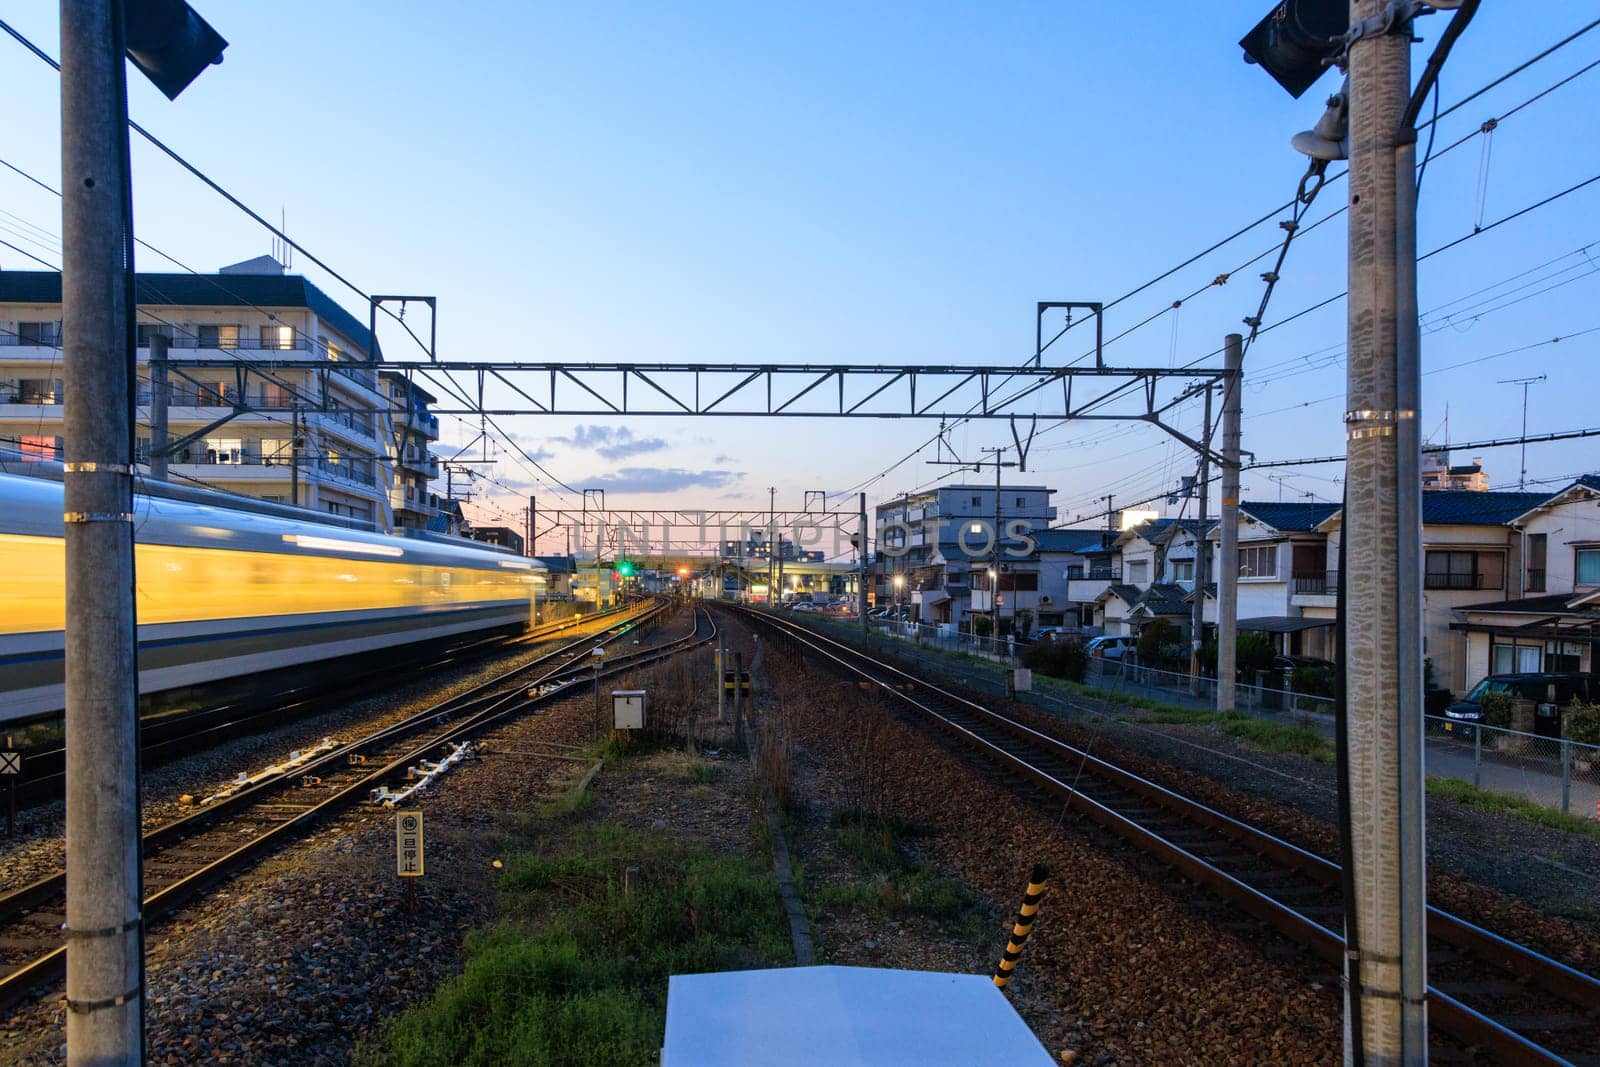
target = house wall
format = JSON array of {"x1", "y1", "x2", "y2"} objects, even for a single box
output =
[
  {"x1": 1519, "y1": 490, "x2": 1600, "y2": 594},
  {"x1": 1422, "y1": 524, "x2": 1515, "y2": 691}
]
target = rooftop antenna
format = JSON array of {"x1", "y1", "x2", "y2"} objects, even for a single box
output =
[{"x1": 1497, "y1": 375, "x2": 1546, "y2": 489}]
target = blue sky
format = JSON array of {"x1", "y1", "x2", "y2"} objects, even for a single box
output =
[{"x1": 3, "y1": 2, "x2": 1597, "y2": 543}]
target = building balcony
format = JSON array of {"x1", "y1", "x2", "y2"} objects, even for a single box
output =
[
  {"x1": 1066, "y1": 567, "x2": 1121, "y2": 604},
  {"x1": 1290, "y1": 570, "x2": 1339, "y2": 607}
]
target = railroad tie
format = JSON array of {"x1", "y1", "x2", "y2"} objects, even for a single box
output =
[{"x1": 993, "y1": 864, "x2": 1050, "y2": 991}]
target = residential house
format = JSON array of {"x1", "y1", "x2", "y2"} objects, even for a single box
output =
[
  {"x1": 1203, "y1": 502, "x2": 1342, "y2": 658},
  {"x1": 0, "y1": 260, "x2": 404, "y2": 528},
  {"x1": 1087, "y1": 518, "x2": 1208, "y2": 639},
  {"x1": 465, "y1": 525, "x2": 525, "y2": 555},
  {"x1": 1451, "y1": 477, "x2": 1600, "y2": 684},
  {"x1": 1315, "y1": 489, "x2": 1548, "y2": 692},
  {"x1": 1033, "y1": 528, "x2": 1113, "y2": 629}
]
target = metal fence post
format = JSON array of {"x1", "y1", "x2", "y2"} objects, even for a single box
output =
[
  {"x1": 1473, "y1": 728, "x2": 1481, "y2": 789},
  {"x1": 1560, "y1": 739, "x2": 1571, "y2": 814}
]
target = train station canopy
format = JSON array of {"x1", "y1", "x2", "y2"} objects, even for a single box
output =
[{"x1": 662, "y1": 965, "x2": 1053, "y2": 1066}]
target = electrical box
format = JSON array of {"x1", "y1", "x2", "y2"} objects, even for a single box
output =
[
  {"x1": 613, "y1": 690, "x2": 647, "y2": 730},
  {"x1": 1011, "y1": 668, "x2": 1033, "y2": 693}
]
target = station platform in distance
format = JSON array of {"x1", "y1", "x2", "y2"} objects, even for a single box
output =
[{"x1": 662, "y1": 965, "x2": 1054, "y2": 1066}]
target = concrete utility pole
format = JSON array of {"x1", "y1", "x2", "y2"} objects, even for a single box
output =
[
  {"x1": 148, "y1": 333, "x2": 169, "y2": 482},
  {"x1": 1217, "y1": 334, "x2": 1243, "y2": 712},
  {"x1": 61, "y1": 0, "x2": 145, "y2": 1058},
  {"x1": 767, "y1": 486, "x2": 776, "y2": 606},
  {"x1": 858, "y1": 491, "x2": 868, "y2": 634},
  {"x1": 1188, "y1": 385, "x2": 1213, "y2": 684},
  {"x1": 1344, "y1": 2, "x2": 1427, "y2": 1057}
]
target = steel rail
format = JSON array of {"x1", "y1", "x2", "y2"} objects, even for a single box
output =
[
  {"x1": 8, "y1": 601, "x2": 646, "y2": 802},
  {"x1": 743, "y1": 607, "x2": 1595, "y2": 1066},
  {"x1": 0, "y1": 600, "x2": 664, "y2": 925},
  {"x1": 0, "y1": 603, "x2": 712, "y2": 1012}
]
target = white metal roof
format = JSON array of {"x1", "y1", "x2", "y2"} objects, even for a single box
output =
[{"x1": 662, "y1": 965, "x2": 1054, "y2": 1066}]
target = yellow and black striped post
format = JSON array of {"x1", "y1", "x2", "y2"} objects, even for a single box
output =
[{"x1": 993, "y1": 864, "x2": 1049, "y2": 990}]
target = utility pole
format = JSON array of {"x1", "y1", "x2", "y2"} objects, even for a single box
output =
[
  {"x1": 989, "y1": 446, "x2": 1004, "y2": 642},
  {"x1": 767, "y1": 486, "x2": 776, "y2": 606},
  {"x1": 289, "y1": 407, "x2": 300, "y2": 508},
  {"x1": 528, "y1": 495, "x2": 536, "y2": 556},
  {"x1": 148, "y1": 332, "x2": 169, "y2": 481},
  {"x1": 1344, "y1": 3, "x2": 1427, "y2": 1057},
  {"x1": 61, "y1": 1, "x2": 144, "y2": 1058},
  {"x1": 1498, "y1": 374, "x2": 1545, "y2": 490},
  {"x1": 858, "y1": 491, "x2": 868, "y2": 634},
  {"x1": 1217, "y1": 334, "x2": 1243, "y2": 713},
  {"x1": 1188, "y1": 385, "x2": 1213, "y2": 684},
  {"x1": 1102, "y1": 494, "x2": 1115, "y2": 532}
]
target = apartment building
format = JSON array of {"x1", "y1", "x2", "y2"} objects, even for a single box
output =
[
  {"x1": 381, "y1": 371, "x2": 441, "y2": 531},
  {"x1": 0, "y1": 258, "x2": 413, "y2": 528},
  {"x1": 872, "y1": 484, "x2": 1057, "y2": 629}
]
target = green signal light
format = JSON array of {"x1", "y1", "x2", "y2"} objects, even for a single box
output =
[{"x1": 614, "y1": 560, "x2": 636, "y2": 577}]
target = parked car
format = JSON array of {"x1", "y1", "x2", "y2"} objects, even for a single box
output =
[
  {"x1": 1442, "y1": 672, "x2": 1599, "y2": 740},
  {"x1": 1084, "y1": 634, "x2": 1136, "y2": 660},
  {"x1": 791, "y1": 602, "x2": 818, "y2": 613},
  {"x1": 1028, "y1": 626, "x2": 1069, "y2": 643}
]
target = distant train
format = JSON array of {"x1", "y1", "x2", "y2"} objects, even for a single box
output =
[{"x1": 0, "y1": 472, "x2": 543, "y2": 723}]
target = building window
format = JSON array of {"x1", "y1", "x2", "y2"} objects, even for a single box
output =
[
  {"x1": 20, "y1": 434, "x2": 60, "y2": 460},
  {"x1": 1015, "y1": 496, "x2": 1025, "y2": 507},
  {"x1": 197, "y1": 324, "x2": 240, "y2": 349},
  {"x1": 16, "y1": 321, "x2": 61, "y2": 345},
  {"x1": 1578, "y1": 548, "x2": 1600, "y2": 588},
  {"x1": 1238, "y1": 544, "x2": 1278, "y2": 579},
  {"x1": 16, "y1": 378, "x2": 62, "y2": 403},
  {"x1": 1491, "y1": 641, "x2": 1543, "y2": 675},
  {"x1": 971, "y1": 495, "x2": 982, "y2": 507},
  {"x1": 1126, "y1": 560, "x2": 1148, "y2": 584},
  {"x1": 1527, "y1": 533, "x2": 1547, "y2": 593},
  {"x1": 260, "y1": 438, "x2": 293, "y2": 465},
  {"x1": 1424, "y1": 550, "x2": 1503, "y2": 591},
  {"x1": 259, "y1": 325, "x2": 294, "y2": 350},
  {"x1": 136, "y1": 323, "x2": 173, "y2": 348},
  {"x1": 1171, "y1": 559, "x2": 1194, "y2": 582},
  {"x1": 204, "y1": 438, "x2": 245, "y2": 464}
]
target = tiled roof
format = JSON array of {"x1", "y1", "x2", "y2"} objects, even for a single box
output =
[
  {"x1": 1459, "y1": 593, "x2": 1600, "y2": 614},
  {"x1": 1238, "y1": 501, "x2": 1340, "y2": 532},
  {"x1": 1100, "y1": 583, "x2": 1142, "y2": 606},
  {"x1": 1419, "y1": 490, "x2": 1550, "y2": 526},
  {"x1": 1033, "y1": 528, "x2": 1107, "y2": 554},
  {"x1": 0, "y1": 270, "x2": 381, "y2": 358},
  {"x1": 1132, "y1": 583, "x2": 1192, "y2": 616}
]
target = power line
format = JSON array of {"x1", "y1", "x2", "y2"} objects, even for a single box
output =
[{"x1": 1248, "y1": 425, "x2": 1600, "y2": 472}]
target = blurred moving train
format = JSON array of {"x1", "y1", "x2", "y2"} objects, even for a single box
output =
[{"x1": 0, "y1": 472, "x2": 544, "y2": 723}]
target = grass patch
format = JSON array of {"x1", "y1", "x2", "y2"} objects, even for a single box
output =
[
  {"x1": 1218, "y1": 716, "x2": 1335, "y2": 762},
  {"x1": 813, "y1": 810, "x2": 977, "y2": 923},
  {"x1": 360, "y1": 823, "x2": 791, "y2": 1066},
  {"x1": 536, "y1": 762, "x2": 601, "y2": 818},
  {"x1": 680, "y1": 758, "x2": 720, "y2": 785},
  {"x1": 1426, "y1": 776, "x2": 1600, "y2": 840}
]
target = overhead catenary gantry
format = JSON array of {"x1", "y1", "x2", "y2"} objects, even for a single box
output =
[{"x1": 142, "y1": 355, "x2": 1239, "y2": 467}]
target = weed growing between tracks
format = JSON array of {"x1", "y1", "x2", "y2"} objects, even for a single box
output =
[{"x1": 359, "y1": 723, "x2": 790, "y2": 1066}]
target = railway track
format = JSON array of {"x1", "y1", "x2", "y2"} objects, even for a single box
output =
[
  {"x1": 742, "y1": 606, "x2": 1600, "y2": 1066},
  {"x1": 0, "y1": 599, "x2": 715, "y2": 1013},
  {"x1": 6, "y1": 600, "x2": 647, "y2": 804}
]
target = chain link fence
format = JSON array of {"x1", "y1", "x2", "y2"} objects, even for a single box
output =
[
  {"x1": 773, "y1": 608, "x2": 1600, "y2": 817},
  {"x1": 1423, "y1": 716, "x2": 1600, "y2": 815}
]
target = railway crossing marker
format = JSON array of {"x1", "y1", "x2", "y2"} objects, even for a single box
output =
[
  {"x1": 1, "y1": 739, "x2": 18, "y2": 836},
  {"x1": 396, "y1": 809, "x2": 424, "y2": 910}
]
